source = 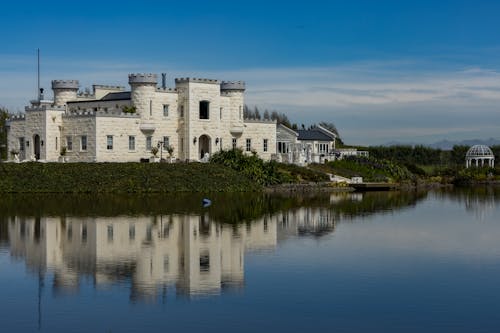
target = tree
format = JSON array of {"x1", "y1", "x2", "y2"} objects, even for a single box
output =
[
  {"x1": 254, "y1": 106, "x2": 261, "y2": 120},
  {"x1": 318, "y1": 121, "x2": 340, "y2": 138},
  {"x1": 263, "y1": 110, "x2": 270, "y2": 120},
  {"x1": 243, "y1": 105, "x2": 251, "y2": 119},
  {"x1": 0, "y1": 107, "x2": 10, "y2": 161}
]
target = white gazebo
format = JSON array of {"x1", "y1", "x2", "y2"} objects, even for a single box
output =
[{"x1": 465, "y1": 145, "x2": 495, "y2": 168}]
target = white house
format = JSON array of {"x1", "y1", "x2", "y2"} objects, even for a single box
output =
[
  {"x1": 274, "y1": 124, "x2": 368, "y2": 165},
  {"x1": 274, "y1": 124, "x2": 337, "y2": 165},
  {"x1": 6, "y1": 73, "x2": 277, "y2": 162}
]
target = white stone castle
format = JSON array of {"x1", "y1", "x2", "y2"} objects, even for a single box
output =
[{"x1": 7, "y1": 73, "x2": 277, "y2": 162}]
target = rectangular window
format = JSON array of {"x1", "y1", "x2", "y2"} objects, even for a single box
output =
[
  {"x1": 146, "y1": 136, "x2": 152, "y2": 150},
  {"x1": 263, "y1": 139, "x2": 268, "y2": 152},
  {"x1": 180, "y1": 105, "x2": 184, "y2": 118},
  {"x1": 55, "y1": 137, "x2": 58, "y2": 151},
  {"x1": 66, "y1": 136, "x2": 73, "y2": 151},
  {"x1": 128, "y1": 136, "x2": 135, "y2": 151},
  {"x1": 163, "y1": 104, "x2": 169, "y2": 117},
  {"x1": 163, "y1": 136, "x2": 169, "y2": 149},
  {"x1": 180, "y1": 138, "x2": 184, "y2": 152},
  {"x1": 81, "y1": 135, "x2": 87, "y2": 151},
  {"x1": 106, "y1": 135, "x2": 113, "y2": 150},
  {"x1": 246, "y1": 138, "x2": 251, "y2": 152},
  {"x1": 107, "y1": 225, "x2": 113, "y2": 242},
  {"x1": 129, "y1": 224, "x2": 135, "y2": 240},
  {"x1": 232, "y1": 138, "x2": 237, "y2": 149},
  {"x1": 19, "y1": 137, "x2": 25, "y2": 151},
  {"x1": 82, "y1": 224, "x2": 87, "y2": 243},
  {"x1": 199, "y1": 101, "x2": 209, "y2": 119}
]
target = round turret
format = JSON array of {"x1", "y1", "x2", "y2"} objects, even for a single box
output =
[
  {"x1": 128, "y1": 73, "x2": 158, "y2": 85},
  {"x1": 51, "y1": 80, "x2": 79, "y2": 90},
  {"x1": 128, "y1": 74, "x2": 157, "y2": 117},
  {"x1": 221, "y1": 81, "x2": 246, "y2": 91},
  {"x1": 51, "y1": 80, "x2": 79, "y2": 106}
]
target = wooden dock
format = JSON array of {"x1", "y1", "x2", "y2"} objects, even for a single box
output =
[{"x1": 350, "y1": 182, "x2": 398, "y2": 191}]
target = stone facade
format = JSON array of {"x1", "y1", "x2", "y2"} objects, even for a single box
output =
[{"x1": 6, "y1": 73, "x2": 277, "y2": 162}]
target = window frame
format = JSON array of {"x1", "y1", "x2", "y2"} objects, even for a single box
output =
[
  {"x1": 81, "y1": 135, "x2": 87, "y2": 151},
  {"x1": 106, "y1": 135, "x2": 113, "y2": 150},
  {"x1": 66, "y1": 136, "x2": 73, "y2": 151},
  {"x1": 246, "y1": 138, "x2": 251, "y2": 152},
  {"x1": 199, "y1": 100, "x2": 210, "y2": 120},
  {"x1": 163, "y1": 104, "x2": 169, "y2": 117},
  {"x1": 128, "y1": 135, "x2": 135, "y2": 151},
  {"x1": 263, "y1": 139, "x2": 268, "y2": 152}
]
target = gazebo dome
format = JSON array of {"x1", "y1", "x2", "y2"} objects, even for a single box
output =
[
  {"x1": 466, "y1": 145, "x2": 494, "y2": 158},
  {"x1": 465, "y1": 145, "x2": 495, "y2": 168}
]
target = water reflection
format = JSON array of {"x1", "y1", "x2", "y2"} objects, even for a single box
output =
[
  {"x1": 0, "y1": 190, "x2": 429, "y2": 303},
  {"x1": 434, "y1": 186, "x2": 500, "y2": 221},
  {"x1": 8, "y1": 215, "x2": 278, "y2": 300}
]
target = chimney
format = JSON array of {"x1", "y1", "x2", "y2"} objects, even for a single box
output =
[{"x1": 161, "y1": 73, "x2": 167, "y2": 89}]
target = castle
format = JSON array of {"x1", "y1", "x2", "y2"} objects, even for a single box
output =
[{"x1": 7, "y1": 73, "x2": 277, "y2": 162}]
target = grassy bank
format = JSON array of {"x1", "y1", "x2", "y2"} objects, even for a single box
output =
[{"x1": 0, "y1": 162, "x2": 261, "y2": 193}]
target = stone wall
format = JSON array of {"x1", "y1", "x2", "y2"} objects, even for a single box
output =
[
  {"x1": 62, "y1": 115, "x2": 97, "y2": 162},
  {"x1": 6, "y1": 118, "x2": 26, "y2": 161},
  {"x1": 241, "y1": 120, "x2": 277, "y2": 160}
]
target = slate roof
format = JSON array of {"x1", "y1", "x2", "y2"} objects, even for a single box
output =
[
  {"x1": 297, "y1": 129, "x2": 334, "y2": 141},
  {"x1": 101, "y1": 91, "x2": 131, "y2": 101}
]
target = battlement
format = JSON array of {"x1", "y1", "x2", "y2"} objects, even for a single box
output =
[
  {"x1": 51, "y1": 80, "x2": 79, "y2": 89},
  {"x1": 128, "y1": 73, "x2": 158, "y2": 84},
  {"x1": 25, "y1": 105, "x2": 66, "y2": 112},
  {"x1": 175, "y1": 77, "x2": 221, "y2": 85},
  {"x1": 221, "y1": 81, "x2": 246, "y2": 91},
  {"x1": 93, "y1": 84, "x2": 125, "y2": 91},
  {"x1": 9, "y1": 114, "x2": 26, "y2": 121},
  {"x1": 156, "y1": 87, "x2": 178, "y2": 93},
  {"x1": 77, "y1": 91, "x2": 96, "y2": 98},
  {"x1": 64, "y1": 107, "x2": 140, "y2": 118}
]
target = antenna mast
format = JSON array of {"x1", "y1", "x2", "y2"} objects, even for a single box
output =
[{"x1": 37, "y1": 48, "x2": 40, "y2": 101}]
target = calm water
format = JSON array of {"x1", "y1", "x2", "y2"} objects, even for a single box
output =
[{"x1": 1, "y1": 188, "x2": 500, "y2": 332}]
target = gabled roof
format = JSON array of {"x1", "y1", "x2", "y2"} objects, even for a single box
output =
[
  {"x1": 297, "y1": 129, "x2": 332, "y2": 141},
  {"x1": 101, "y1": 91, "x2": 131, "y2": 101},
  {"x1": 297, "y1": 127, "x2": 336, "y2": 142},
  {"x1": 277, "y1": 123, "x2": 299, "y2": 137}
]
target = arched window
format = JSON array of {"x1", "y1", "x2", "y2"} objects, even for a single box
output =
[{"x1": 199, "y1": 101, "x2": 209, "y2": 119}]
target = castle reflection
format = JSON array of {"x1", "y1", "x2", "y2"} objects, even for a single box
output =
[{"x1": 7, "y1": 206, "x2": 335, "y2": 301}]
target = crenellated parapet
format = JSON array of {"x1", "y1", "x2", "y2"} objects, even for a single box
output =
[
  {"x1": 128, "y1": 73, "x2": 158, "y2": 85},
  {"x1": 51, "y1": 80, "x2": 79, "y2": 90},
  {"x1": 93, "y1": 84, "x2": 125, "y2": 91},
  {"x1": 175, "y1": 77, "x2": 221, "y2": 85},
  {"x1": 156, "y1": 87, "x2": 178, "y2": 93},
  {"x1": 25, "y1": 105, "x2": 66, "y2": 112},
  {"x1": 63, "y1": 108, "x2": 141, "y2": 118},
  {"x1": 9, "y1": 114, "x2": 26, "y2": 121},
  {"x1": 221, "y1": 81, "x2": 246, "y2": 91}
]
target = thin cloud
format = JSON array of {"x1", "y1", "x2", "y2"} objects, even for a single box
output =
[{"x1": 2, "y1": 56, "x2": 500, "y2": 144}]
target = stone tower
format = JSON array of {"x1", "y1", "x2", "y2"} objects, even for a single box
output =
[
  {"x1": 128, "y1": 73, "x2": 158, "y2": 117},
  {"x1": 51, "y1": 80, "x2": 79, "y2": 106},
  {"x1": 221, "y1": 81, "x2": 245, "y2": 132}
]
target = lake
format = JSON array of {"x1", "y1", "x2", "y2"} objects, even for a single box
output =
[{"x1": 1, "y1": 188, "x2": 500, "y2": 332}]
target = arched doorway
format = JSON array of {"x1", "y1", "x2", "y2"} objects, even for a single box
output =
[
  {"x1": 33, "y1": 134, "x2": 41, "y2": 160},
  {"x1": 199, "y1": 135, "x2": 211, "y2": 160}
]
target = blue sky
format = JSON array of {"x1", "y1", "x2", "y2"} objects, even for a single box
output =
[{"x1": 1, "y1": 0, "x2": 500, "y2": 145}]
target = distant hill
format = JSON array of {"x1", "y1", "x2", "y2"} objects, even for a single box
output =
[{"x1": 381, "y1": 138, "x2": 500, "y2": 150}]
